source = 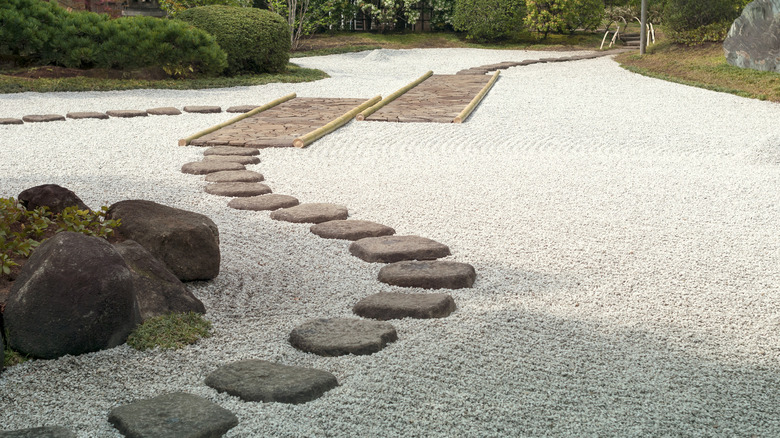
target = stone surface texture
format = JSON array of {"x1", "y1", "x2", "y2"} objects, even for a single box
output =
[
  {"x1": 226, "y1": 105, "x2": 259, "y2": 113},
  {"x1": 21, "y1": 114, "x2": 65, "y2": 123},
  {"x1": 146, "y1": 107, "x2": 182, "y2": 116},
  {"x1": 289, "y1": 318, "x2": 397, "y2": 356},
  {"x1": 181, "y1": 161, "x2": 245, "y2": 175},
  {"x1": 184, "y1": 106, "x2": 222, "y2": 113},
  {"x1": 205, "y1": 170, "x2": 264, "y2": 183},
  {"x1": 353, "y1": 292, "x2": 457, "y2": 320},
  {"x1": 0, "y1": 426, "x2": 76, "y2": 437},
  {"x1": 204, "y1": 155, "x2": 261, "y2": 165},
  {"x1": 227, "y1": 194, "x2": 299, "y2": 211},
  {"x1": 106, "y1": 110, "x2": 148, "y2": 118},
  {"x1": 310, "y1": 220, "x2": 395, "y2": 241},
  {"x1": 377, "y1": 260, "x2": 476, "y2": 289},
  {"x1": 349, "y1": 235, "x2": 451, "y2": 263},
  {"x1": 270, "y1": 203, "x2": 348, "y2": 224},
  {"x1": 18, "y1": 184, "x2": 90, "y2": 214},
  {"x1": 204, "y1": 147, "x2": 260, "y2": 156},
  {"x1": 0, "y1": 118, "x2": 23, "y2": 125},
  {"x1": 66, "y1": 112, "x2": 108, "y2": 120},
  {"x1": 205, "y1": 182, "x2": 272, "y2": 197},
  {"x1": 724, "y1": 0, "x2": 780, "y2": 72}
]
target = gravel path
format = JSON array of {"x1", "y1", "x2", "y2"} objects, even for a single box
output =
[{"x1": 1, "y1": 48, "x2": 780, "y2": 437}]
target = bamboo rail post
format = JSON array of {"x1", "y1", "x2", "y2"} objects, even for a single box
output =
[
  {"x1": 453, "y1": 71, "x2": 500, "y2": 124},
  {"x1": 178, "y1": 93, "x2": 297, "y2": 146},
  {"x1": 293, "y1": 95, "x2": 382, "y2": 148},
  {"x1": 355, "y1": 71, "x2": 433, "y2": 121}
]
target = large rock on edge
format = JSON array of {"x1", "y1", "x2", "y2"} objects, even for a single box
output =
[
  {"x1": 18, "y1": 184, "x2": 90, "y2": 214},
  {"x1": 724, "y1": 0, "x2": 780, "y2": 72}
]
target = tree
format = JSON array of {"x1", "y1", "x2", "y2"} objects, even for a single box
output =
[
  {"x1": 524, "y1": 0, "x2": 603, "y2": 38},
  {"x1": 452, "y1": 0, "x2": 525, "y2": 41}
]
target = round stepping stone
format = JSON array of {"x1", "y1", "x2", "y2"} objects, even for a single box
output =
[
  {"x1": 146, "y1": 107, "x2": 181, "y2": 116},
  {"x1": 22, "y1": 114, "x2": 65, "y2": 123},
  {"x1": 204, "y1": 155, "x2": 261, "y2": 165},
  {"x1": 310, "y1": 220, "x2": 395, "y2": 241},
  {"x1": 204, "y1": 146, "x2": 260, "y2": 156},
  {"x1": 228, "y1": 194, "x2": 299, "y2": 211},
  {"x1": 108, "y1": 392, "x2": 238, "y2": 438},
  {"x1": 353, "y1": 292, "x2": 456, "y2": 320},
  {"x1": 184, "y1": 105, "x2": 221, "y2": 113},
  {"x1": 349, "y1": 235, "x2": 451, "y2": 263},
  {"x1": 270, "y1": 203, "x2": 348, "y2": 224},
  {"x1": 226, "y1": 105, "x2": 259, "y2": 113},
  {"x1": 289, "y1": 317, "x2": 397, "y2": 356},
  {"x1": 181, "y1": 161, "x2": 244, "y2": 175},
  {"x1": 66, "y1": 111, "x2": 108, "y2": 120},
  {"x1": 0, "y1": 426, "x2": 75, "y2": 437},
  {"x1": 106, "y1": 109, "x2": 147, "y2": 118},
  {"x1": 378, "y1": 260, "x2": 476, "y2": 289},
  {"x1": 205, "y1": 170, "x2": 264, "y2": 183},
  {"x1": 205, "y1": 182, "x2": 271, "y2": 197},
  {"x1": 0, "y1": 118, "x2": 23, "y2": 125},
  {"x1": 205, "y1": 359, "x2": 338, "y2": 404}
]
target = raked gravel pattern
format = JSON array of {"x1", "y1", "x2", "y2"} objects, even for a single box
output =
[{"x1": 1, "y1": 48, "x2": 780, "y2": 436}]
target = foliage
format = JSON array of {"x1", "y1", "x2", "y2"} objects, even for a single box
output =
[
  {"x1": 3, "y1": 343, "x2": 30, "y2": 368},
  {"x1": 663, "y1": 0, "x2": 749, "y2": 33},
  {"x1": 524, "y1": 0, "x2": 603, "y2": 39},
  {"x1": 666, "y1": 20, "x2": 734, "y2": 45},
  {"x1": 268, "y1": 0, "x2": 358, "y2": 49},
  {"x1": 127, "y1": 312, "x2": 212, "y2": 351},
  {"x1": 57, "y1": 206, "x2": 120, "y2": 238},
  {"x1": 157, "y1": 0, "x2": 251, "y2": 16},
  {"x1": 0, "y1": 0, "x2": 69, "y2": 66},
  {"x1": 355, "y1": 0, "x2": 419, "y2": 32},
  {"x1": 177, "y1": 5, "x2": 290, "y2": 75},
  {"x1": 452, "y1": 0, "x2": 525, "y2": 42}
]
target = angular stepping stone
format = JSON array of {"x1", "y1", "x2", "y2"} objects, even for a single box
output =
[
  {"x1": 108, "y1": 392, "x2": 238, "y2": 438},
  {"x1": 377, "y1": 260, "x2": 476, "y2": 289},
  {"x1": 270, "y1": 203, "x2": 348, "y2": 224},
  {"x1": 349, "y1": 235, "x2": 451, "y2": 263},
  {"x1": 228, "y1": 194, "x2": 299, "y2": 211},
  {"x1": 353, "y1": 292, "x2": 456, "y2": 320},
  {"x1": 204, "y1": 155, "x2": 261, "y2": 165},
  {"x1": 22, "y1": 114, "x2": 65, "y2": 123},
  {"x1": 205, "y1": 359, "x2": 338, "y2": 404},
  {"x1": 184, "y1": 105, "x2": 221, "y2": 113},
  {"x1": 0, "y1": 118, "x2": 23, "y2": 125},
  {"x1": 146, "y1": 107, "x2": 181, "y2": 116},
  {"x1": 310, "y1": 220, "x2": 395, "y2": 241},
  {"x1": 204, "y1": 146, "x2": 260, "y2": 156},
  {"x1": 205, "y1": 170, "x2": 264, "y2": 183},
  {"x1": 289, "y1": 317, "x2": 397, "y2": 356},
  {"x1": 66, "y1": 111, "x2": 108, "y2": 120},
  {"x1": 181, "y1": 161, "x2": 244, "y2": 175},
  {"x1": 226, "y1": 105, "x2": 259, "y2": 113},
  {"x1": 106, "y1": 109, "x2": 147, "y2": 118},
  {"x1": 205, "y1": 182, "x2": 271, "y2": 197},
  {"x1": 0, "y1": 426, "x2": 75, "y2": 437}
]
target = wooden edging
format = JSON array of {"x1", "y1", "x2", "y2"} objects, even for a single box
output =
[
  {"x1": 355, "y1": 71, "x2": 433, "y2": 121},
  {"x1": 293, "y1": 95, "x2": 382, "y2": 148},
  {"x1": 178, "y1": 93, "x2": 297, "y2": 146},
  {"x1": 453, "y1": 71, "x2": 500, "y2": 124}
]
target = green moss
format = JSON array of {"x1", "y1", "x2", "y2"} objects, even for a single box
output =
[{"x1": 127, "y1": 312, "x2": 212, "y2": 351}]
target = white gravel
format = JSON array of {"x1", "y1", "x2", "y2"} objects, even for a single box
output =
[{"x1": 2, "y1": 48, "x2": 780, "y2": 437}]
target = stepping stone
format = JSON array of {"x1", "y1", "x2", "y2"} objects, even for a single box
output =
[
  {"x1": 21, "y1": 114, "x2": 65, "y2": 123},
  {"x1": 353, "y1": 292, "x2": 456, "y2": 320},
  {"x1": 66, "y1": 111, "x2": 108, "y2": 120},
  {"x1": 228, "y1": 194, "x2": 299, "y2": 211},
  {"x1": 226, "y1": 105, "x2": 259, "y2": 113},
  {"x1": 106, "y1": 110, "x2": 147, "y2": 118},
  {"x1": 204, "y1": 146, "x2": 260, "y2": 156},
  {"x1": 146, "y1": 107, "x2": 181, "y2": 116},
  {"x1": 349, "y1": 235, "x2": 451, "y2": 263},
  {"x1": 0, "y1": 118, "x2": 23, "y2": 125},
  {"x1": 270, "y1": 203, "x2": 348, "y2": 224},
  {"x1": 205, "y1": 182, "x2": 271, "y2": 197},
  {"x1": 289, "y1": 318, "x2": 397, "y2": 356},
  {"x1": 377, "y1": 260, "x2": 476, "y2": 289},
  {"x1": 310, "y1": 220, "x2": 395, "y2": 241},
  {"x1": 181, "y1": 161, "x2": 244, "y2": 175},
  {"x1": 184, "y1": 105, "x2": 221, "y2": 114},
  {"x1": 204, "y1": 155, "x2": 261, "y2": 165},
  {"x1": 205, "y1": 170, "x2": 264, "y2": 183},
  {"x1": 108, "y1": 392, "x2": 238, "y2": 438},
  {"x1": 205, "y1": 359, "x2": 338, "y2": 404},
  {"x1": 0, "y1": 426, "x2": 75, "y2": 437}
]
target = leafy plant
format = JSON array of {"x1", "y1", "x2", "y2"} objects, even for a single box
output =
[
  {"x1": 524, "y1": 0, "x2": 603, "y2": 39},
  {"x1": 56, "y1": 206, "x2": 120, "y2": 238},
  {"x1": 452, "y1": 0, "x2": 525, "y2": 42},
  {"x1": 127, "y1": 312, "x2": 212, "y2": 351}
]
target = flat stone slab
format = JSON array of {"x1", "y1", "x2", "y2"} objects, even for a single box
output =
[
  {"x1": 205, "y1": 170, "x2": 264, "y2": 183},
  {"x1": 22, "y1": 114, "x2": 65, "y2": 123},
  {"x1": 226, "y1": 105, "x2": 259, "y2": 113},
  {"x1": 66, "y1": 111, "x2": 108, "y2": 120},
  {"x1": 349, "y1": 235, "x2": 451, "y2": 263},
  {"x1": 184, "y1": 105, "x2": 222, "y2": 114},
  {"x1": 204, "y1": 155, "x2": 261, "y2": 165},
  {"x1": 310, "y1": 220, "x2": 395, "y2": 241},
  {"x1": 205, "y1": 182, "x2": 271, "y2": 197},
  {"x1": 270, "y1": 203, "x2": 348, "y2": 224},
  {"x1": 147, "y1": 107, "x2": 182, "y2": 116},
  {"x1": 377, "y1": 260, "x2": 476, "y2": 289},
  {"x1": 289, "y1": 317, "x2": 397, "y2": 356},
  {"x1": 106, "y1": 110, "x2": 148, "y2": 118},
  {"x1": 205, "y1": 359, "x2": 338, "y2": 404},
  {"x1": 353, "y1": 292, "x2": 456, "y2": 320},
  {"x1": 203, "y1": 146, "x2": 260, "y2": 156},
  {"x1": 0, "y1": 426, "x2": 75, "y2": 437},
  {"x1": 0, "y1": 118, "x2": 23, "y2": 125},
  {"x1": 181, "y1": 161, "x2": 244, "y2": 175},
  {"x1": 228, "y1": 194, "x2": 299, "y2": 211},
  {"x1": 108, "y1": 392, "x2": 238, "y2": 438}
]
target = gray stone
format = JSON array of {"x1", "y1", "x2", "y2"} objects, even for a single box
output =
[
  {"x1": 310, "y1": 220, "x2": 395, "y2": 241},
  {"x1": 205, "y1": 170, "x2": 264, "y2": 183},
  {"x1": 108, "y1": 392, "x2": 238, "y2": 438},
  {"x1": 181, "y1": 161, "x2": 245, "y2": 175},
  {"x1": 147, "y1": 107, "x2": 182, "y2": 116},
  {"x1": 289, "y1": 318, "x2": 397, "y2": 356},
  {"x1": 270, "y1": 203, "x2": 348, "y2": 224},
  {"x1": 203, "y1": 155, "x2": 261, "y2": 165},
  {"x1": 724, "y1": 0, "x2": 780, "y2": 72},
  {"x1": 205, "y1": 360, "x2": 338, "y2": 404},
  {"x1": 377, "y1": 260, "x2": 476, "y2": 289},
  {"x1": 349, "y1": 235, "x2": 451, "y2": 263},
  {"x1": 106, "y1": 110, "x2": 148, "y2": 118},
  {"x1": 0, "y1": 426, "x2": 76, "y2": 437},
  {"x1": 184, "y1": 106, "x2": 222, "y2": 114},
  {"x1": 0, "y1": 118, "x2": 23, "y2": 125},
  {"x1": 203, "y1": 147, "x2": 260, "y2": 156},
  {"x1": 21, "y1": 114, "x2": 65, "y2": 123},
  {"x1": 353, "y1": 292, "x2": 456, "y2": 320},
  {"x1": 66, "y1": 111, "x2": 109, "y2": 120},
  {"x1": 0, "y1": 328, "x2": 3, "y2": 375},
  {"x1": 18, "y1": 184, "x2": 90, "y2": 214},
  {"x1": 205, "y1": 182, "x2": 272, "y2": 197},
  {"x1": 226, "y1": 105, "x2": 260, "y2": 113},
  {"x1": 228, "y1": 194, "x2": 299, "y2": 211}
]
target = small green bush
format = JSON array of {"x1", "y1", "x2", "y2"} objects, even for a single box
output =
[
  {"x1": 525, "y1": 0, "x2": 603, "y2": 38},
  {"x1": 127, "y1": 312, "x2": 212, "y2": 351},
  {"x1": 663, "y1": 0, "x2": 748, "y2": 34},
  {"x1": 452, "y1": 0, "x2": 525, "y2": 42},
  {"x1": 177, "y1": 5, "x2": 290, "y2": 75},
  {"x1": 667, "y1": 20, "x2": 734, "y2": 45}
]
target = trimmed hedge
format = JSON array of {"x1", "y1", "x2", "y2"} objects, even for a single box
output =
[
  {"x1": 452, "y1": 0, "x2": 525, "y2": 42},
  {"x1": 177, "y1": 6, "x2": 290, "y2": 75}
]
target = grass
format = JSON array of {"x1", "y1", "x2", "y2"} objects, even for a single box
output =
[{"x1": 126, "y1": 312, "x2": 212, "y2": 351}]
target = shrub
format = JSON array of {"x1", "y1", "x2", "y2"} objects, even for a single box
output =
[
  {"x1": 127, "y1": 312, "x2": 212, "y2": 351},
  {"x1": 177, "y1": 5, "x2": 290, "y2": 75},
  {"x1": 524, "y1": 0, "x2": 603, "y2": 38},
  {"x1": 158, "y1": 0, "x2": 251, "y2": 16},
  {"x1": 663, "y1": 0, "x2": 749, "y2": 34},
  {"x1": 0, "y1": 0, "x2": 69, "y2": 65},
  {"x1": 452, "y1": 0, "x2": 525, "y2": 42}
]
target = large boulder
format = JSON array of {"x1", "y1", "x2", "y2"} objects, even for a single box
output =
[
  {"x1": 4, "y1": 232, "x2": 138, "y2": 359},
  {"x1": 17, "y1": 184, "x2": 90, "y2": 214},
  {"x1": 724, "y1": 0, "x2": 780, "y2": 72},
  {"x1": 114, "y1": 240, "x2": 206, "y2": 322},
  {"x1": 106, "y1": 200, "x2": 220, "y2": 281}
]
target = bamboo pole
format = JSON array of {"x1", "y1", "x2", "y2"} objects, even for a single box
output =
[
  {"x1": 178, "y1": 93, "x2": 296, "y2": 146},
  {"x1": 453, "y1": 71, "x2": 500, "y2": 124},
  {"x1": 293, "y1": 95, "x2": 382, "y2": 148},
  {"x1": 355, "y1": 70, "x2": 433, "y2": 121}
]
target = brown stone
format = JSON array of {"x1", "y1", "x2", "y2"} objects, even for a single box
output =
[
  {"x1": 378, "y1": 260, "x2": 476, "y2": 289},
  {"x1": 66, "y1": 112, "x2": 109, "y2": 120},
  {"x1": 288, "y1": 318, "x2": 397, "y2": 357},
  {"x1": 0, "y1": 118, "x2": 23, "y2": 125},
  {"x1": 226, "y1": 105, "x2": 260, "y2": 113},
  {"x1": 205, "y1": 170, "x2": 264, "y2": 183},
  {"x1": 203, "y1": 146, "x2": 260, "y2": 156},
  {"x1": 353, "y1": 292, "x2": 456, "y2": 320},
  {"x1": 146, "y1": 107, "x2": 182, "y2": 116},
  {"x1": 270, "y1": 203, "x2": 348, "y2": 224},
  {"x1": 228, "y1": 194, "x2": 299, "y2": 211},
  {"x1": 22, "y1": 114, "x2": 65, "y2": 123},
  {"x1": 310, "y1": 220, "x2": 395, "y2": 241},
  {"x1": 349, "y1": 235, "x2": 451, "y2": 263},
  {"x1": 181, "y1": 161, "x2": 244, "y2": 175},
  {"x1": 204, "y1": 182, "x2": 272, "y2": 197},
  {"x1": 184, "y1": 105, "x2": 222, "y2": 113},
  {"x1": 204, "y1": 155, "x2": 261, "y2": 165},
  {"x1": 106, "y1": 110, "x2": 148, "y2": 118}
]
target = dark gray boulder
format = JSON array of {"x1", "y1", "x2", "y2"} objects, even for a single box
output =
[
  {"x1": 18, "y1": 184, "x2": 90, "y2": 214},
  {"x1": 0, "y1": 323, "x2": 4, "y2": 375},
  {"x1": 0, "y1": 426, "x2": 76, "y2": 437},
  {"x1": 724, "y1": 0, "x2": 780, "y2": 72},
  {"x1": 4, "y1": 232, "x2": 138, "y2": 359},
  {"x1": 107, "y1": 200, "x2": 220, "y2": 281},
  {"x1": 289, "y1": 318, "x2": 397, "y2": 356}
]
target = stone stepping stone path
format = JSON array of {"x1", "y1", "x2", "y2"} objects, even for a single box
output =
[
  {"x1": 289, "y1": 318, "x2": 397, "y2": 356},
  {"x1": 349, "y1": 235, "x2": 451, "y2": 263},
  {"x1": 0, "y1": 426, "x2": 75, "y2": 437},
  {"x1": 146, "y1": 107, "x2": 181, "y2": 116},
  {"x1": 203, "y1": 146, "x2": 260, "y2": 156},
  {"x1": 353, "y1": 292, "x2": 456, "y2": 320},
  {"x1": 66, "y1": 111, "x2": 108, "y2": 120},
  {"x1": 181, "y1": 161, "x2": 245, "y2": 175},
  {"x1": 0, "y1": 118, "x2": 23, "y2": 125},
  {"x1": 227, "y1": 105, "x2": 259, "y2": 113},
  {"x1": 228, "y1": 194, "x2": 299, "y2": 211},
  {"x1": 22, "y1": 114, "x2": 65, "y2": 123},
  {"x1": 204, "y1": 155, "x2": 261, "y2": 165},
  {"x1": 270, "y1": 203, "x2": 348, "y2": 224},
  {"x1": 205, "y1": 182, "x2": 272, "y2": 197},
  {"x1": 205, "y1": 359, "x2": 338, "y2": 404},
  {"x1": 108, "y1": 392, "x2": 237, "y2": 438},
  {"x1": 106, "y1": 109, "x2": 147, "y2": 118},
  {"x1": 184, "y1": 105, "x2": 221, "y2": 114},
  {"x1": 310, "y1": 219, "x2": 395, "y2": 241},
  {"x1": 378, "y1": 260, "x2": 476, "y2": 289},
  {"x1": 205, "y1": 170, "x2": 264, "y2": 183}
]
